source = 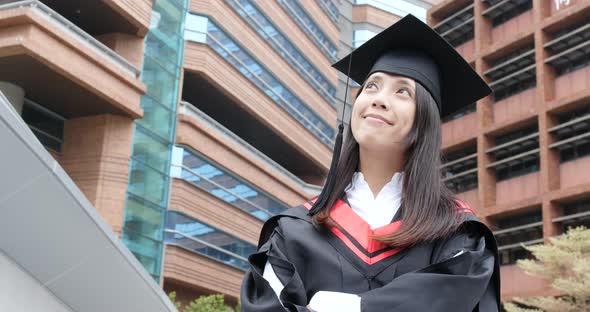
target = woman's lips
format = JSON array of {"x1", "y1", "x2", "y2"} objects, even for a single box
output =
[{"x1": 364, "y1": 114, "x2": 393, "y2": 125}]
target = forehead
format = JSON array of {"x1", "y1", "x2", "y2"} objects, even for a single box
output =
[{"x1": 367, "y1": 72, "x2": 416, "y2": 87}]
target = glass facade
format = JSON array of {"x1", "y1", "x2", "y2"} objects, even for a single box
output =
[
  {"x1": 227, "y1": 0, "x2": 337, "y2": 104},
  {"x1": 184, "y1": 13, "x2": 335, "y2": 146},
  {"x1": 165, "y1": 211, "x2": 257, "y2": 271},
  {"x1": 317, "y1": 0, "x2": 340, "y2": 25},
  {"x1": 277, "y1": 0, "x2": 338, "y2": 61},
  {"x1": 122, "y1": 0, "x2": 189, "y2": 282},
  {"x1": 172, "y1": 146, "x2": 289, "y2": 221}
]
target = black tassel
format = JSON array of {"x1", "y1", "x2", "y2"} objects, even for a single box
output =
[
  {"x1": 309, "y1": 45, "x2": 354, "y2": 216},
  {"x1": 308, "y1": 123, "x2": 344, "y2": 216}
]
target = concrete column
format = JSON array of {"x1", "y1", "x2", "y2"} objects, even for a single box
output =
[
  {"x1": 59, "y1": 114, "x2": 134, "y2": 236},
  {"x1": 0, "y1": 82, "x2": 24, "y2": 114}
]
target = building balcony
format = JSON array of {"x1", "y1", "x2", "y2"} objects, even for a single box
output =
[
  {"x1": 163, "y1": 211, "x2": 255, "y2": 301},
  {"x1": 432, "y1": 2, "x2": 474, "y2": 48},
  {"x1": 549, "y1": 108, "x2": 590, "y2": 189},
  {"x1": 486, "y1": 40, "x2": 536, "y2": 108},
  {"x1": 169, "y1": 178, "x2": 263, "y2": 245},
  {"x1": 495, "y1": 171, "x2": 540, "y2": 207},
  {"x1": 35, "y1": 0, "x2": 153, "y2": 37},
  {"x1": 280, "y1": 0, "x2": 339, "y2": 61},
  {"x1": 182, "y1": 40, "x2": 332, "y2": 173},
  {"x1": 487, "y1": 127, "x2": 540, "y2": 205},
  {"x1": 177, "y1": 100, "x2": 323, "y2": 196},
  {"x1": 543, "y1": 14, "x2": 590, "y2": 101},
  {"x1": 0, "y1": 0, "x2": 145, "y2": 119},
  {"x1": 442, "y1": 110, "x2": 477, "y2": 148},
  {"x1": 316, "y1": 0, "x2": 339, "y2": 27},
  {"x1": 163, "y1": 244, "x2": 245, "y2": 302},
  {"x1": 482, "y1": 0, "x2": 533, "y2": 46},
  {"x1": 547, "y1": 17, "x2": 590, "y2": 103},
  {"x1": 102, "y1": 0, "x2": 153, "y2": 36},
  {"x1": 352, "y1": 2, "x2": 401, "y2": 29},
  {"x1": 442, "y1": 144, "x2": 478, "y2": 200},
  {"x1": 553, "y1": 64, "x2": 590, "y2": 102},
  {"x1": 187, "y1": 3, "x2": 336, "y2": 118},
  {"x1": 492, "y1": 88, "x2": 538, "y2": 126}
]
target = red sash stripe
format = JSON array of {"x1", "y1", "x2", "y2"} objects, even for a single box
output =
[{"x1": 300, "y1": 197, "x2": 476, "y2": 265}]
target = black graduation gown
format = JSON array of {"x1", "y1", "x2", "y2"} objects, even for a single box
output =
[{"x1": 241, "y1": 198, "x2": 501, "y2": 312}]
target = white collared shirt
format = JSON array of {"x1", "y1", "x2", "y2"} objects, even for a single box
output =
[
  {"x1": 345, "y1": 171, "x2": 404, "y2": 229},
  {"x1": 263, "y1": 172, "x2": 404, "y2": 311}
]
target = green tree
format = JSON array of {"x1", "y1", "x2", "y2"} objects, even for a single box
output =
[
  {"x1": 168, "y1": 292, "x2": 239, "y2": 312},
  {"x1": 504, "y1": 226, "x2": 590, "y2": 312}
]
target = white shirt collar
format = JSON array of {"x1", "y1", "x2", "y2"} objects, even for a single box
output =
[{"x1": 344, "y1": 171, "x2": 404, "y2": 229}]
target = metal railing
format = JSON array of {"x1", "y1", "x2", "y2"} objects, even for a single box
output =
[
  {"x1": 171, "y1": 162, "x2": 278, "y2": 219},
  {"x1": 228, "y1": 0, "x2": 337, "y2": 105},
  {"x1": 0, "y1": 0, "x2": 141, "y2": 78},
  {"x1": 165, "y1": 229, "x2": 249, "y2": 263},
  {"x1": 178, "y1": 101, "x2": 323, "y2": 195}
]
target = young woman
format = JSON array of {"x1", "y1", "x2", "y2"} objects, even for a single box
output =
[{"x1": 241, "y1": 15, "x2": 500, "y2": 312}]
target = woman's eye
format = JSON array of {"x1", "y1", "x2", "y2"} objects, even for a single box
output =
[
  {"x1": 366, "y1": 82, "x2": 377, "y2": 89},
  {"x1": 398, "y1": 88, "x2": 411, "y2": 96}
]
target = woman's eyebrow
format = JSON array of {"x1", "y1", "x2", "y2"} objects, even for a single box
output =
[
  {"x1": 368, "y1": 74, "x2": 384, "y2": 81},
  {"x1": 397, "y1": 80, "x2": 415, "y2": 89}
]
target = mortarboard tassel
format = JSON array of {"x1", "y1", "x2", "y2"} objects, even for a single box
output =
[{"x1": 308, "y1": 49, "x2": 353, "y2": 216}]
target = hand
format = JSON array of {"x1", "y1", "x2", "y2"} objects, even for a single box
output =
[{"x1": 308, "y1": 291, "x2": 361, "y2": 312}]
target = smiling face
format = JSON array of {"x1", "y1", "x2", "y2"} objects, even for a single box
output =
[{"x1": 351, "y1": 72, "x2": 417, "y2": 153}]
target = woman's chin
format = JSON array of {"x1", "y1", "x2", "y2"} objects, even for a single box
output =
[{"x1": 357, "y1": 137, "x2": 394, "y2": 152}]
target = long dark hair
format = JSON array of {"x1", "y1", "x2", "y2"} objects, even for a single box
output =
[{"x1": 311, "y1": 82, "x2": 465, "y2": 247}]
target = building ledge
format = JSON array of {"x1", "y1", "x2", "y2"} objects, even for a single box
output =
[
  {"x1": 183, "y1": 43, "x2": 332, "y2": 170},
  {"x1": 0, "y1": 1, "x2": 145, "y2": 118},
  {"x1": 163, "y1": 245, "x2": 243, "y2": 300}
]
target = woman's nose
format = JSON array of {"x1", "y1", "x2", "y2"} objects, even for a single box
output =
[{"x1": 371, "y1": 100, "x2": 388, "y2": 110}]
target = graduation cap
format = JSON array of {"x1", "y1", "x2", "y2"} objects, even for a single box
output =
[{"x1": 309, "y1": 14, "x2": 491, "y2": 216}]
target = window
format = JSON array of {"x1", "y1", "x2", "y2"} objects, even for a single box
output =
[
  {"x1": 482, "y1": 0, "x2": 532, "y2": 27},
  {"x1": 433, "y1": 3, "x2": 474, "y2": 47},
  {"x1": 486, "y1": 45, "x2": 536, "y2": 102},
  {"x1": 172, "y1": 146, "x2": 290, "y2": 221},
  {"x1": 21, "y1": 99, "x2": 65, "y2": 152},
  {"x1": 441, "y1": 102, "x2": 476, "y2": 123},
  {"x1": 555, "y1": 199, "x2": 590, "y2": 233},
  {"x1": 494, "y1": 209, "x2": 543, "y2": 265},
  {"x1": 278, "y1": 0, "x2": 338, "y2": 60},
  {"x1": 227, "y1": 0, "x2": 337, "y2": 103},
  {"x1": 442, "y1": 145, "x2": 478, "y2": 193},
  {"x1": 549, "y1": 105, "x2": 590, "y2": 163},
  {"x1": 165, "y1": 211, "x2": 257, "y2": 271},
  {"x1": 545, "y1": 18, "x2": 590, "y2": 76},
  {"x1": 184, "y1": 14, "x2": 336, "y2": 146},
  {"x1": 488, "y1": 125, "x2": 540, "y2": 181},
  {"x1": 317, "y1": 0, "x2": 339, "y2": 25}
]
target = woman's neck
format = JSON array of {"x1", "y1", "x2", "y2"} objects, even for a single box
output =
[{"x1": 358, "y1": 146, "x2": 405, "y2": 198}]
